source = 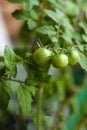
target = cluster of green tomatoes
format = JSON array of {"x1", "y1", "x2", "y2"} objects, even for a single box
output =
[{"x1": 33, "y1": 47, "x2": 80, "y2": 68}]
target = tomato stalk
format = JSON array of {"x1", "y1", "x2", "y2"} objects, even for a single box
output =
[{"x1": 36, "y1": 83, "x2": 45, "y2": 130}]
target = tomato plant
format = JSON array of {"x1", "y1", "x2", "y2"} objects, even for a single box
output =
[{"x1": 1, "y1": 0, "x2": 87, "y2": 130}]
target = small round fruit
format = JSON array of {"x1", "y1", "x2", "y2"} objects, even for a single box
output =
[
  {"x1": 52, "y1": 53, "x2": 69, "y2": 68},
  {"x1": 33, "y1": 48, "x2": 52, "y2": 66},
  {"x1": 68, "y1": 49, "x2": 80, "y2": 65}
]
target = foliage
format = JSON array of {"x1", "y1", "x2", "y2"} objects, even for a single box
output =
[{"x1": 0, "y1": 0, "x2": 87, "y2": 130}]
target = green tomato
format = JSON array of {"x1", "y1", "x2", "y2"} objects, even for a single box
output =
[
  {"x1": 68, "y1": 49, "x2": 80, "y2": 65},
  {"x1": 33, "y1": 48, "x2": 52, "y2": 66},
  {"x1": 52, "y1": 53, "x2": 69, "y2": 68}
]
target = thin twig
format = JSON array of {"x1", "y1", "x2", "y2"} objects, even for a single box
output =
[
  {"x1": 1, "y1": 77, "x2": 38, "y2": 91},
  {"x1": 1, "y1": 77, "x2": 26, "y2": 84}
]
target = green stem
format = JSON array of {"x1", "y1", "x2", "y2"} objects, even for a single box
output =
[
  {"x1": 36, "y1": 83, "x2": 45, "y2": 130},
  {"x1": 1, "y1": 77, "x2": 26, "y2": 84},
  {"x1": 1, "y1": 77, "x2": 38, "y2": 91}
]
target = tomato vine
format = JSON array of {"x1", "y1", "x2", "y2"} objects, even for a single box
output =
[{"x1": 1, "y1": 0, "x2": 87, "y2": 130}]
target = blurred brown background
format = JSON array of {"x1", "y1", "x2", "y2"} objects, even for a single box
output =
[{"x1": 0, "y1": 0, "x2": 23, "y2": 39}]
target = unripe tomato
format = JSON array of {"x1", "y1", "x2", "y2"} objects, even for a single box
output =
[
  {"x1": 33, "y1": 48, "x2": 52, "y2": 66},
  {"x1": 52, "y1": 53, "x2": 69, "y2": 68},
  {"x1": 68, "y1": 49, "x2": 80, "y2": 65}
]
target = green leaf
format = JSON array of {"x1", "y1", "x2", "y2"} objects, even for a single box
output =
[
  {"x1": 4, "y1": 46, "x2": 16, "y2": 71},
  {"x1": 62, "y1": 29, "x2": 73, "y2": 44},
  {"x1": 17, "y1": 85, "x2": 36, "y2": 118},
  {"x1": 28, "y1": 86, "x2": 36, "y2": 96},
  {"x1": 62, "y1": 1, "x2": 79, "y2": 17},
  {"x1": 55, "y1": 8, "x2": 68, "y2": 23},
  {"x1": 73, "y1": 31, "x2": 83, "y2": 44},
  {"x1": 37, "y1": 25, "x2": 58, "y2": 43},
  {"x1": 23, "y1": 0, "x2": 39, "y2": 11},
  {"x1": 44, "y1": 9, "x2": 72, "y2": 30},
  {"x1": 79, "y1": 52, "x2": 87, "y2": 72},
  {"x1": 2, "y1": 81, "x2": 12, "y2": 96},
  {"x1": 30, "y1": 9, "x2": 38, "y2": 20},
  {"x1": 43, "y1": 115, "x2": 51, "y2": 126},
  {"x1": 37, "y1": 25, "x2": 56, "y2": 36},
  {"x1": 61, "y1": 114, "x2": 80, "y2": 130},
  {"x1": 0, "y1": 65, "x2": 6, "y2": 76},
  {"x1": 82, "y1": 34, "x2": 87, "y2": 42},
  {"x1": 74, "y1": 86, "x2": 87, "y2": 113},
  {"x1": 48, "y1": 0, "x2": 58, "y2": 7},
  {"x1": 8, "y1": 0, "x2": 39, "y2": 10},
  {"x1": 60, "y1": 36, "x2": 73, "y2": 46},
  {"x1": 44, "y1": 8, "x2": 73, "y2": 42},
  {"x1": 71, "y1": 86, "x2": 87, "y2": 115},
  {"x1": 0, "y1": 84, "x2": 10, "y2": 109},
  {"x1": 79, "y1": 21, "x2": 87, "y2": 35},
  {"x1": 44, "y1": 9, "x2": 58, "y2": 23},
  {"x1": 27, "y1": 18, "x2": 37, "y2": 30},
  {"x1": 49, "y1": 36, "x2": 58, "y2": 43},
  {"x1": 12, "y1": 10, "x2": 29, "y2": 20}
]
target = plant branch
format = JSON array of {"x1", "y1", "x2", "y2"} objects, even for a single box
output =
[
  {"x1": 1, "y1": 77, "x2": 38, "y2": 91},
  {"x1": 1, "y1": 77, "x2": 26, "y2": 84},
  {"x1": 36, "y1": 83, "x2": 45, "y2": 130}
]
